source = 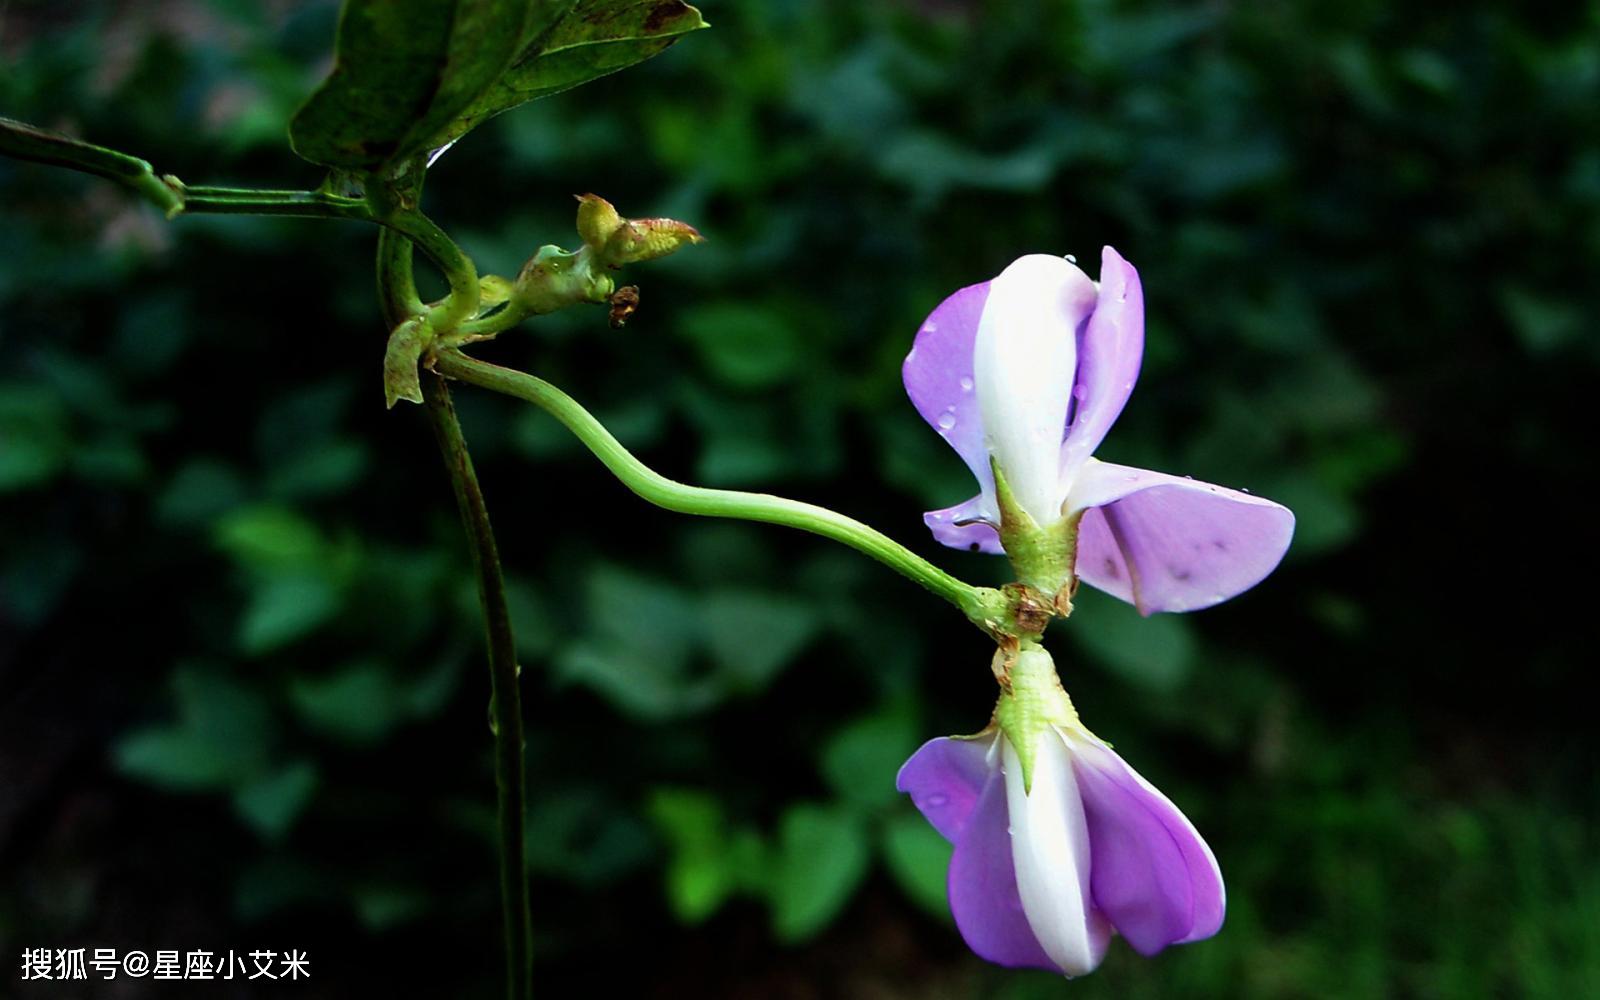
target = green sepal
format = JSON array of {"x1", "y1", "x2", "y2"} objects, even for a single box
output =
[
  {"x1": 993, "y1": 460, "x2": 1081, "y2": 601},
  {"x1": 994, "y1": 645, "x2": 1080, "y2": 793},
  {"x1": 383, "y1": 316, "x2": 431, "y2": 408}
]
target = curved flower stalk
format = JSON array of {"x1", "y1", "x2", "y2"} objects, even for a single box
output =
[
  {"x1": 897, "y1": 647, "x2": 1223, "y2": 976},
  {"x1": 904, "y1": 250, "x2": 1295, "y2": 613}
]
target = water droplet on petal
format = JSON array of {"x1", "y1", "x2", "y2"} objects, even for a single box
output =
[
  {"x1": 923, "y1": 321, "x2": 938, "y2": 333},
  {"x1": 925, "y1": 793, "x2": 949, "y2": 808},
  {"x1": 1241, "y1": 486, "x2": 1252, "y2": 494},
  {"x1": 937, "y1": 412, "x2": 957, "y2": 431},
  {"x1": 1073, "y1": 383, "x2": 1087, "y2": 400},
  {"x1": 1064, "y1": 253, "x2": 1077, "y2": 264},
  {"x1": 959, "y1": 376, "x2": 974, "y2": 392}
]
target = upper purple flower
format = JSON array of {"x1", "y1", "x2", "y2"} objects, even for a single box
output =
[{"x1": 903, "y1": 250, "x2": 1294, "y2": 614}]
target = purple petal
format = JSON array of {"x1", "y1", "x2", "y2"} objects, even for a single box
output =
[
  {"x1": 1059, "y1": 247, "x2": 1144, "y2": 481},
  {"x1": 1068, "y1": 461, "x2": 1294, "y2": 615},
  {"x1": 948, "y1": 768, "x2": 1059, "y2": 971},
  {"x1": 923, "y1": 494, "x2": 1004, "y2": 555},
  {"x1": 902, "y1": 281, "x2": 995, "y2": 496},
  {"x1": 895, "y1": 735, "x2": 995, "y2": 842},
  {"x1": 1070, "y1": 736, "x2": 1225, "y2": 954}
]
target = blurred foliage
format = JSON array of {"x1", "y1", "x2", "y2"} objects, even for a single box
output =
[{"x1": 2, "y1": 0, "x2": 1598, "y2": 996}]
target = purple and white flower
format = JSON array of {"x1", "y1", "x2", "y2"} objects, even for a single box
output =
[
  {"x1": 903, "y1": 250, "x2": 1295, "y2": 613},
  {"x1": 896, "y1": 650, "x2": 1223, "y2": 976}
]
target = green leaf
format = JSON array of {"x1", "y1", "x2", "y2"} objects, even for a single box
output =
[
  {"x1": 436, "y1": 0, "x2": 709, "y2": 148},
  {"x1": 699, "y1": 589, "x2": 819, "y2": 691},
  {"x1": 233, "y1": 760, "x2": 319, "y2": 840},
  {"x1": 556, "y1": 565, "x2": 703, "y2": 718},
  {"x1": 290, "y1": 1, "x2": 705, "y2": 171},
  {"x1": 115, "y1": 666, "x2": 275, "y2": 791},
  {"x1": 0, "y1": 384, "x2": 70, "y2": 492},
  {"x1": 239, "y1": 573, "x2": 343, "y2": 655},
  {"x1": 1069, "y1": 587, "x2": 1196, "y2": 693},
  {"x1": 557, "y1": 567, "x2": 819, "y2": 717},
  {"x1": 881, "y1": 813, "x2": 954, "y2": 918},
  {"x1": 353, "y1": 884, "x2": 431, "y2": 930},
  {"x1": 289, "y1": 0, "x2": 557, "y2": 170},
  {"x1": 156, "y1": 459, "x2": 246, "y2": 527},
  {"x1": 768, "y1": 803, "x2": 869, "y2": 942},
  {"x1": 820, "y1": 704, "x2": 919, "y2": 809},
  {"x1": 646, "y1": 788, "x2": 752, "y2": 923},
  {"x1": 675, "y1": 302, "x2": 804, "y2": 390},
  {"x1": 214, "y1": 506, "x2": 325, "y2": 570},
  {"x1": 289, "y1": 661, "x2": 410, "y2": 746}
]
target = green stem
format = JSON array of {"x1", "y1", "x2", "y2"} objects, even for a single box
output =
[
  {"x1": 378, "y1": 232, "x2": 531, "y2": 1000},
  {"x1": 385, "y1": 209, "x2": 480, "y2": 332},
  {"x1": 455, "y1": 300, "x2": 532, "y2": 340},
  {"x1": 182, "y1": 184, "x2": 370, "y2": 221},
  {"x1": 423, "y1": 377, "x2": 532, "y2": 1000},
  {"x1": 432, "y1": 348, "x2": 1008, "y2": 628},
  {"x1": 2, "y1": 115, "x2": 184, "y2": 215},
  {"x1": 3, "y1": 116, "x2": 480, "y2": 327},
  {"x1": 376, "y1": 227, "x2": 425, "y2": 323}
]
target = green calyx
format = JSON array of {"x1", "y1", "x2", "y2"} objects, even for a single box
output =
[
  {"x1": 993, "y1": 461, "x2": 1081, "y2": 611},
  {"x1": 994, "y1": 644, "x2": 1082, "y2": 793},
  {"x1": 513, "y1": 245, "x2": 615, "y2": 316}
]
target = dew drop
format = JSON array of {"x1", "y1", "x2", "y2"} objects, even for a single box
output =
[
  {"x1": 1072, "y1": 383, "x2": 1087, "y2": 400},
  {"x1": 959, "y1": 376, "x2": 974, "y2": 392},
  {"x1": 1064, "y1": 253, "x2": 1077, "y2": 264},
  {"x1": 937, "y1": 412, "x2": 957, "y2": 431},
  {"x1": 924, "y1": 321, "x2": 939, "y2": 333},
  {"x1": 925, "y1": 793, "x2": 949, "y2": 808}
]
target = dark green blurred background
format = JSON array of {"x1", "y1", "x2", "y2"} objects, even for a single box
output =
[{"x1": 3, "y1": 1, "x2": 1597, "y2": 996}]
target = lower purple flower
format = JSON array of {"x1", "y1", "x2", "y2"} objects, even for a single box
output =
[{"x1": 896, "y1": 724, "x2": 1223, "y2": 976}]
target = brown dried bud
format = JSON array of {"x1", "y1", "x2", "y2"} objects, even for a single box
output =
[{"x1": 608, "y1": 286, "x2": 641, "y2": 328}]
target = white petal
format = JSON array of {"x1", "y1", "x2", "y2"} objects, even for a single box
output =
[
  {"x1": 1003, "y1": 731, "x2": 1111, "y2": 976},
  {"x1": 973, "y1": 255, "x2": 1098, "y2": 527}
]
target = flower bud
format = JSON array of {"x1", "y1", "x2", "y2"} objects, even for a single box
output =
[
  {"x1": 574, "y1": 193, "x2": 703, "y2": 268},
  {"x1": 575, "y1": 193, "x2": 625, "y2": 251}
]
